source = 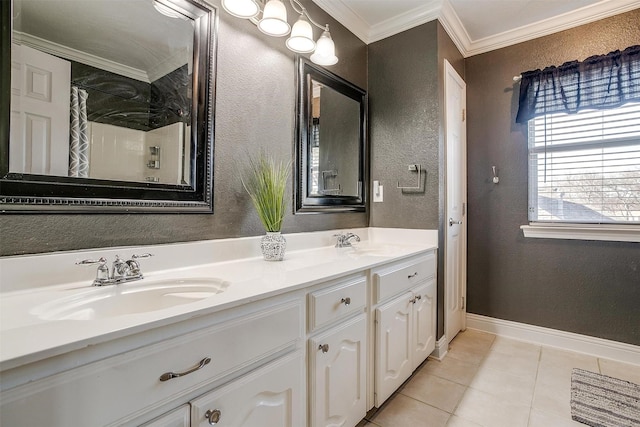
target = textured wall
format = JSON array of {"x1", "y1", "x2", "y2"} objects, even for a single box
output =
[
  {"x1": 0, "y1": 0, "x2": 368, "y2": 256},
  {"x1": 465, "y1": 9, "x2": 640, "y2": 345},
  {"x1": 368, "y1": 21, "x2": 465, "y2": 339},
  {"x1": 368, "y1": 22, "x2": 440, "y2": 230}
]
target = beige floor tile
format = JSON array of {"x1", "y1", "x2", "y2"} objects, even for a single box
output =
[
  {"x1": 400, "y1": 370, "x2": 467, "y2": 413},
  {"x1": 479, "y1": 348, "x2": 539, "y2": 381},
  {"x1": 598, "y1": 358, "x2": 640, "y2": 384},
  {"x1": 447, "y1": 333, "x2": 493, "y2": 365},
  {"x1": 454, "y1": 388, "x2": 530, "y2": 427},
  {"x1": 446, "y1": 415, "x2": 483, "y2": 427},
  {"x1": 489, "y1": 336, "x2": 541, "y2": 359},
  {"x1": 532, "y1": 372, "x2": 573, "y2": 419},
  {"x1": 421, "y1": 355, "x2": 480, "y2": 386},
  {"x1": 528, "y1": 409, "x2": 584, "y2": 427},
  {"x1": 468, "y1": 364, "x2": 536, "y2": 406},
  {"x1": 540, "y1": 347, "x2": 599, "y2": 374},
  {"x1": 371, "y1": 394, "x2": 450, "y2": 427},
  {"x1": 451, "y1": 329, "x2": 495, "y2": 349}
]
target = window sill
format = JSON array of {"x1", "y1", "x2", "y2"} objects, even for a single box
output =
[{"x1": 520, "y1": 224, "x2": 640, "y2": 243}]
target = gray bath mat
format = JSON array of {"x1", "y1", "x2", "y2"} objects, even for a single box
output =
[{"x1": 571, "y1": 368, "x2": 640, "y2": 427}]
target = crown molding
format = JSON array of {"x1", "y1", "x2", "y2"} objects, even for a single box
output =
[
  {"x1": 311, "y1": 0, "x2": 370, "y2": 43},
  {"x1": 13, "y1": 32, "x2": 150, "y2": 82},
  {"x1": 460, "y1": 0, "x2": 640, "y2": 57},
  {"x1": 367, "y1": 0, "x2": 442, "y2": 44},
  {"x1": 314, "y1": 0, "x2": 640, "y2": 57},
  {"x1": 437, "y1": 0, "x2": 471, "y2": 57}
]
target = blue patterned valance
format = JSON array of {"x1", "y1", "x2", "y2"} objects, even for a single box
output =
[{"x1": 516, "y1": 45, "x2": 640, "y2": 124}]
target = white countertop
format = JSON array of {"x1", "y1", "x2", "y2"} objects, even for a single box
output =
[{"x1": 0, "y1": 228, "x2": 437, "y2": 372}]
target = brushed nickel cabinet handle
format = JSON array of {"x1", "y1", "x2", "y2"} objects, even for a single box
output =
[
  {"x1": 205, "y1": 409, "x2": 221, "y2": 425},
  {"x1": 159, "y1": 357, "x2": 211, "y2": 382},
  {"x1": 341, "y1": 297, "x2": 351, "y2": 306},
  {"x1": 408, "y1": 272, "x2": 418, "y2": 279}
]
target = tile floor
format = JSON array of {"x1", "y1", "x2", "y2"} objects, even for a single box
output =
[{"x1": 360, "y1": 329, "x2": 640, "y2": 427}]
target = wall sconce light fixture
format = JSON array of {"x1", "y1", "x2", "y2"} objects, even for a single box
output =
[{"x1": 222, "y1": 0, "x2": 338, "y2": 65}]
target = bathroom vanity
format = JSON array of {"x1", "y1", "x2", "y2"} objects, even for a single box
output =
[{"x1": 0, "y1": 228, "x2": 437, "y2": 426}]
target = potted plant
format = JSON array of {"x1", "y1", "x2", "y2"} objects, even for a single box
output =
[{"x1": 242, "y1": 154, "x2": 291, "y2": 261}]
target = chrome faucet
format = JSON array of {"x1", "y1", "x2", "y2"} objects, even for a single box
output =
[
  {"x1": 76, "y1": 253, "x2": 153, "y2": 286},
  {"x1": 334, "y1": 232, "x2": 361, "y2": 248}
]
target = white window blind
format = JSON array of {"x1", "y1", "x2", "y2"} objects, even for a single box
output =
[{"x1": 528, "y1": 102, "x2": 640, "y2": 224}]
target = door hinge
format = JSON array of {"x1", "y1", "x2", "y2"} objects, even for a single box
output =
[{"x1": 462, "y1": 108, "x2": 466, "y2": 122}]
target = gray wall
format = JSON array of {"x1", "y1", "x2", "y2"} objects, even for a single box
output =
[
  {"x1": 368, "y1": 21, "x2": 464, "y2": 339},
  {"x1": 369, "y1": 22, "x2": 440, "y2": 230},
  {"x1": 0, "y1": 0, "x2": 368, "y2": 256},
  {"x1": 465, "y1": 9, "x2": 640, "y2": 346}
]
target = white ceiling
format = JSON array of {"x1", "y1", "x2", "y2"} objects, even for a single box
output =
[{"x1": 312, "y1": 0, "x2": 640, "y2": 57}]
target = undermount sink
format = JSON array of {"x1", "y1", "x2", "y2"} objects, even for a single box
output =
[
  {"x1": 32, "y1": 278, "x2": 230, "y2": 321},
  {"x1": 344, "y1": 245, "x2": 402, "y2": 258}
]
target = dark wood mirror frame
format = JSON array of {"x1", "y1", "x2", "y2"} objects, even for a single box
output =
[
  {"x1": 294, "y1": 57, "x2": 368, "y2": 213},
  {"x1": 0, "y1": 0, "x2": 217, "y2": 213}
]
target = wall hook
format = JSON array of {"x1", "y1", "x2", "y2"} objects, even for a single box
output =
[{"x1": 492, "y1": 166, "x2": 500, "y2": 184}]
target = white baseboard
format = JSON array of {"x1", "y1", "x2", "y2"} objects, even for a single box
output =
[
  {"x1": 466, "y1": 313, "x2": 640, "y2": 366},
  {"x1": 429, "y1": 335, "x2": 449, "y2": 361}
]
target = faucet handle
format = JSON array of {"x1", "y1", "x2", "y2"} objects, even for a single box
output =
[
  {"x1": 131, "y1": 253, "x2": 153, "y2": 259},
  {"x1": 76, "y1": 257, "x2": 110, "y2": 284}
]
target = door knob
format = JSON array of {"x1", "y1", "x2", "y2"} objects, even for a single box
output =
[{"x1": 449, "y1": 218, "x2": 463, "y2": 226}]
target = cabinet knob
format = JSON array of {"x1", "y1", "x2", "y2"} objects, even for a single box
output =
[
  {"x1": 205, "y1": 409, "x2": 221, "y2": 425},
  {"x1": 341, "y1": 297, "x2": 351, "y2": 306},
  {"x1": 318, "y1": 343, "x2": 329, "y2": 353},
  {"x1": 410, "y1": 295, "x2": 422, "y2": 304}
]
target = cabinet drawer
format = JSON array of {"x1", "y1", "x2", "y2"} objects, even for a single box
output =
[
  {"x1": 373, "y1": 253, "x2": 435, "y2": 303},
  {"x1": 191, "y1": 351, "x2": 304, "y2": 427},
  {"x1": 0, "y1": 300, "x2": 302, "y2": 427},
  {"x1": 308, "y1": 276, "x2": 366, "y2": 331}
]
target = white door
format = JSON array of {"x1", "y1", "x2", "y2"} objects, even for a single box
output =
[
  {"x1": 190, "y1": 351, "x2": 304, "y2": 427},
  {"x1": 309, "y1": 314, "x2": 367, "y2": 427},
  {"x1": 411, "y1": 281, "x2": 437, "y2": 370},
  {"x1": 10, "y1": 43, "x2": 71, "y2": 176},
  {"x1": 444, "y1": 59, "x2": 467, "y2": 343},
  {"x1": 375, "y1": 292, "x2": 413, "y2": 407}
]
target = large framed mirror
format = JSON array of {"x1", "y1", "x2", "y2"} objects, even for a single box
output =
[
  {"x1": 294, "y1": 57, "x2": 367, "y2": 213},
  {"x1": 0, "y1": 0, "x2": 216, "y2": 212}
]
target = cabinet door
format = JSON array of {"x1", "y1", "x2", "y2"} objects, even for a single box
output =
[
  {"x1": 411, "y1": 281, "x2": 437, "y2": 371},
  {"x1": 375, "y1": 292, "x2": 413, "y2": 407},
  {"x1": 140, "y1": 404, "x2": 190, "y2": 427},
  {"x1": 190, "y1": 351, "x2": 304, "y2": 427},
  {"x1": 309, "y1": 314, "x2": 367, "y2": 427}
]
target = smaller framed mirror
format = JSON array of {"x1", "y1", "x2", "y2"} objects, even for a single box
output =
[{"x1": 294, "y1": 57, "x2": 367, "y2": 213}]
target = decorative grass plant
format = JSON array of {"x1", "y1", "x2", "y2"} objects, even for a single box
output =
[{"x1": 242, "y1": 154, "x2": 291, "y2": 233}]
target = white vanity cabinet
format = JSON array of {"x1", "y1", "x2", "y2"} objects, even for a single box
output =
[
  {"x1": 191, "y1": 351, "x2": 304, "y2": 427},
  {"x1": 307, "y1": 275, "x2": 368, "y2": 427},
  {"x1": 0, "y1": 298, "x2": 304, "y2": 427},
  {"x1": 373, "y1": 252, "x2": 437, "y2": 407},
  {"x1": 140, "y1": 405, "x2": 190, "y2": 427}
]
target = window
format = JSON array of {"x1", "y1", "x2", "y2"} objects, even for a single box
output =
[{"x1": 528, "y1": 102, "x2": 640, "y2": 225}]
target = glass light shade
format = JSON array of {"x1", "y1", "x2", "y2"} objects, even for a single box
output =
[
  {"x1": 286, "y1": 16, "x2": 315, "y2": 53},
  {"x1": 310, "y1": 30, "x2": 338, "y2": 66},
  {"x1": 221, "y1": 0, "x2": 260, "y2": 19},
  {"x1": 258, "y1": 0, "x2": 290, "y2": 37},
  {"x1": 153, "y1": 1, "x2": 183, "y2": 19}
]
